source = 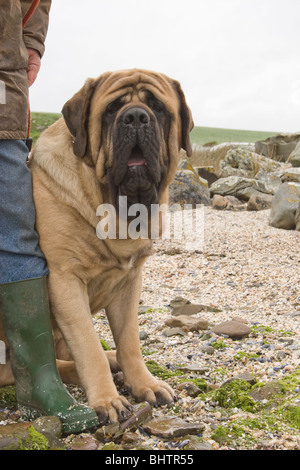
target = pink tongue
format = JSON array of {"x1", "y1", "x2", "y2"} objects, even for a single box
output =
[{"x1": 127, "y1": 157, "x2": 146, "y2": 167}]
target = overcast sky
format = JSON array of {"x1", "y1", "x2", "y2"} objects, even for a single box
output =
[{"x1": 29, "y1": 0, "x2": 300, "y2": 133}]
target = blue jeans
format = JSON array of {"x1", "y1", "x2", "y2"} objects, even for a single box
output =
[{"x1": 0, "y1": 139, "x2": 49, "y2": 283}]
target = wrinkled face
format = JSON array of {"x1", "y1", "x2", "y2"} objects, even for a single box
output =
[
  {"x1": 102, "y1": 91, "x2": 170, "y2": 209},
  {"x1": 62, "y1": 69, "x2": 194, "y2": 212}
]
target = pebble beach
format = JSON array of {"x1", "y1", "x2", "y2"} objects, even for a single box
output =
[
  {"x1": 1, "y1": 206, "x2": 300, "y2": 450},
  {"x1": 93, "y1": 206, "x2": 300, "y2": 450}
]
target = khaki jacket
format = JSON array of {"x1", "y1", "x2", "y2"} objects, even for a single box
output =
[{"x1": 0, "y1": 0, "x2": 51, "y2": 139}]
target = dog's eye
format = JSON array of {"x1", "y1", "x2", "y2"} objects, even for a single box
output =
[
  {"x1": 106, "y1": 98, "x2": 123, "y2": 115},
  {"x1": 146, "y1": 92, "x2": 164, "y2": 114}
]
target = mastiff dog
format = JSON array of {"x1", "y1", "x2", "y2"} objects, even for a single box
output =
[{"x1": 3, "y1": 69, "x2": 194, "y2": 424}]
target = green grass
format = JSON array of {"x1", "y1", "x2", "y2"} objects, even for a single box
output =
[
  {"x1": 30, "y1": 112, "x2": 278, "y2": 147},
  {"x1": 190, "y1": 126, "x2": 278, "y2": 146},
  {"x1": 30, "y1": 112, "x2": 61, "y2": 143}
]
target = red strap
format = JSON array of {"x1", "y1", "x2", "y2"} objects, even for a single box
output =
[{"x1": 22, "y1": 0, "x2": 40, "y2": 28}]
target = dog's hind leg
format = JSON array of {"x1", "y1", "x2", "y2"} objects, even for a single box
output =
[
  {"x1": 56, "y1": 352, "x2": 121, "y2": 387},
  {"x1": 0, "y1": 362, "x2": 15, "y2": 386},
  {"x1": 104, "y1": 350, "x2": 120, "y2": 373}
]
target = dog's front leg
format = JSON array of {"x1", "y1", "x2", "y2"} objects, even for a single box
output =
[
  {"x1": 48, "y1": 272, "x2": 132, "y2": 424},
  {"x1": 105, "y1": 271, "x2": 175, "y2": 407}
]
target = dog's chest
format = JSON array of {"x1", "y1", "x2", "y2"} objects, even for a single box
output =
[
  {"x1": 87, "y1": 257, "x2": 142, "y2": 313},
  {"x1": 87, "y1": 240, "x2": 152, "y2": 312}
]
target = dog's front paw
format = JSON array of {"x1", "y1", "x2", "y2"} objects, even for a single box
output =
[
  {"x1": 129, "y1": 377, "x2": 175, "y2": 407},
  {"x1": 93, "y1": 395, "x2": 132, "y2": 425}
]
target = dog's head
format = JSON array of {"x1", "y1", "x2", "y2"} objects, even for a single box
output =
[{"x1": 62, "y1": 69, "x2": 193, "y2": 209}]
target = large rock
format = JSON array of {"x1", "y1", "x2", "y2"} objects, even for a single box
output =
[
  {"x1": 168, "y1": 169, "x2": 211, "y2": 207},
  {"x1": 247, "y1": 192, "x2": 273, "y2": 211},
  {"x1": 287, "y1": 141, "x2": 300, "y2": 167},
  {"x1": 210, "y1": 176, "x2": 254, "y2": 196},
  {"x1": 280, "y1": 167, "x2": 300, "y2": 183},
  {"x1": 255, "y1": 133, "x2": 300, "y2": 162},
  {"x1": 269, "y1": 182, "x2": 300, "y2": 230},
  {"x1": 254, "y1": 168, "x2": 285, "y2": 195},
  {"x1": 210, "y1": 175, "x2": 272, "y2": 201},
  {"x1": 296, "y1": 202, "x2": 300, "y2": 231},
  {"x1": 195, "y1": 166, "x2": 218, "y2": 186},
  {"x1": 252, "y1": 166, "x2": 299, "y2": 194},
  {"x1": 219, "y1": 148, "x2": 281, "y2": 179},
  {"x1": 212, "y1": 194, "x2": 247, "y2": 211}
]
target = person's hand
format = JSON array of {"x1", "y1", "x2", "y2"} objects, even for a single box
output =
[{"x1": 26, "y1": 48, "x2": 41, "y2": 87}]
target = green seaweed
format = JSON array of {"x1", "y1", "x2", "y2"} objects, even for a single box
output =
[
  {"x1": 207, "y1": 379, "x2": 259, "y2": 412},
  {"x1": 100, "y1": 339, "x2": 111, "y2": 351},
  {"x1": 0, "y1": 385, "x2": 17, "y2": 408},
  {"x1": 20, "y1": 426, "x2": 49, "y2": 451},
  {"x1": 146, "y1": 360, "x2": 184, "y2": 380}
]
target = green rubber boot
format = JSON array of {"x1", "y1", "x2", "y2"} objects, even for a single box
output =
[{"x1": 0, "y1": 276, "x2": 99, "y2": 434}]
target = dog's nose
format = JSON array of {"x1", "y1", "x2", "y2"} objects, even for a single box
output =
[{"x1": 122, "y1": 107, "x2": 150, "y2": 127}]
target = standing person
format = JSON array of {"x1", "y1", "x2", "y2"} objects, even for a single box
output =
[{"x1": 0, "y1": 0, "x2": 98, "y2": 433}]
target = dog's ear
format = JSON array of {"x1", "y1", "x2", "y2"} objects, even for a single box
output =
[
  {"x1": 172, "y1": 80, "x2": 194, "y2": 157},
  {"x1": 62, "y1": 78, "x2": 97, "y2": 158}
]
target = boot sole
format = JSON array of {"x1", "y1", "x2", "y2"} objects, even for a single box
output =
[{"x1": 18, "y1": 404, "x2": 99, "y2": 434}]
